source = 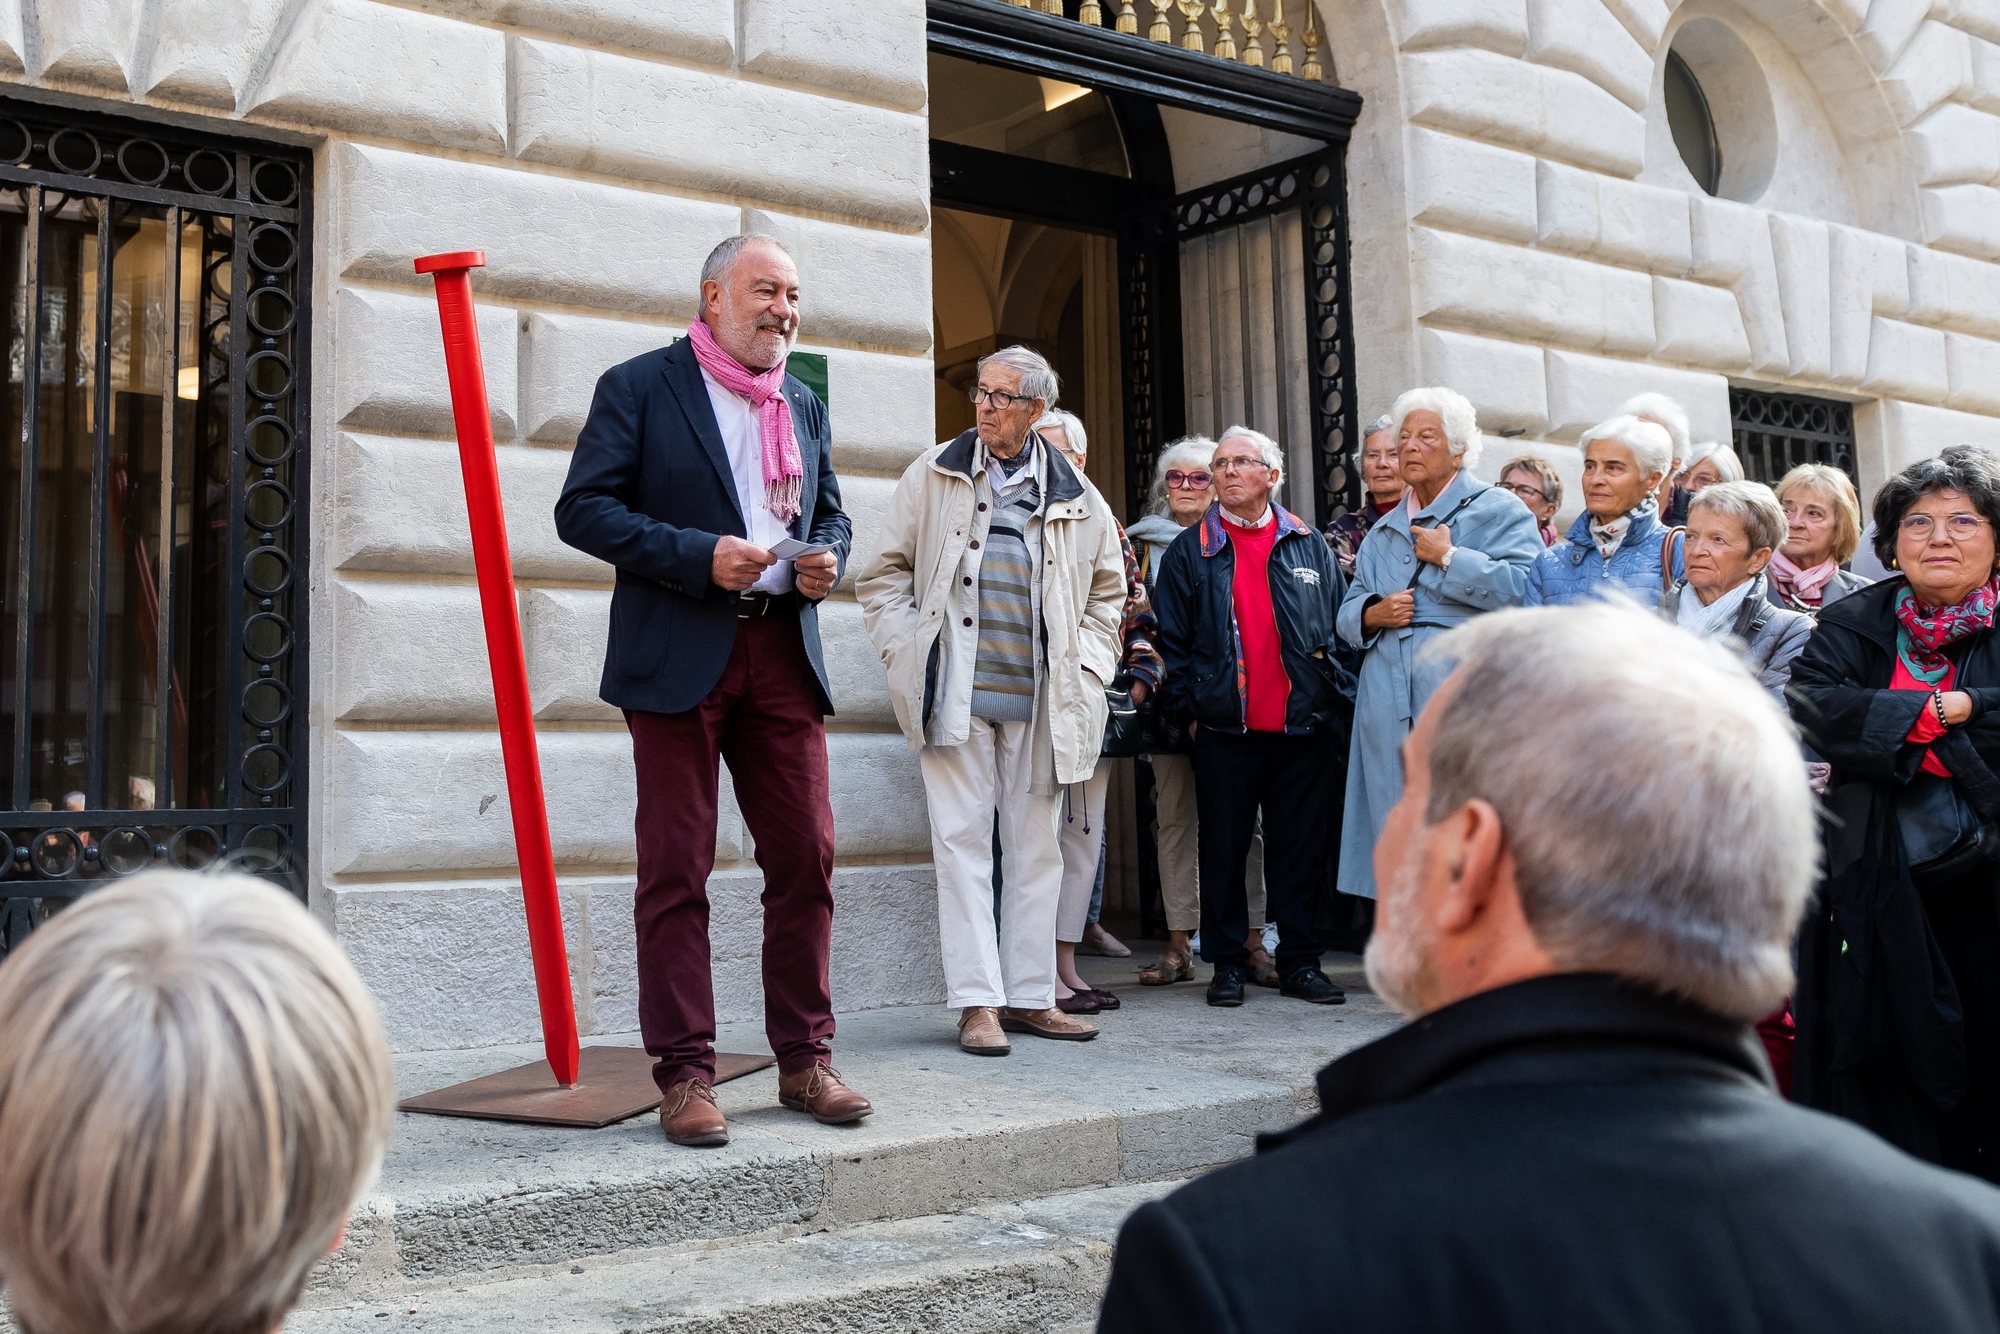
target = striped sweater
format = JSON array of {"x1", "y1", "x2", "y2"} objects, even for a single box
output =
[{"x1": 969, "y1": 455, "x2": 1042, "y2": 722}]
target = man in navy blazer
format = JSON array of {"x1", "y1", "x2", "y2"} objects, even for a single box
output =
[{"x1": 554, "y1": 234, "x2": 871, "y2": 1147}]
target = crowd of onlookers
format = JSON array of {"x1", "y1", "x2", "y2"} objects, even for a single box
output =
[{"x1": 9, "y1": 325, "x2": 2000, "y2": 1333}]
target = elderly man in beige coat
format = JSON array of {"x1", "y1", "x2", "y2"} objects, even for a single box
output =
[{"x1": 857, "y1": 345, "x2": 1126, "y2": 1056}]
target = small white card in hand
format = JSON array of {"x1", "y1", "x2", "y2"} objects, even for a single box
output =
[{"x1": 769, "y1": 537, "x2": 834, "y2": 561}]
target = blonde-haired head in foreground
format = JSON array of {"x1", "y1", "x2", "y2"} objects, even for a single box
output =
[{"x1": 0, "y1": 870, "x2": 395, "y2": 1334}]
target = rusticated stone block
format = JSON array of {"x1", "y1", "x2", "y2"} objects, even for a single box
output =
[
  {"x1": 333, "y1": 286, "x2": 518, "y2": 439},
  {"x1": 248, "y1": 0, "x2": 507, "y2": 154},
  {"x1": 511, "y1": 38, "x2": 928, "y2": 230},
  {"x1": 741, "y1": 0, "x2": 928, "y2": 110},
  {"x1": 332, "y1": 142, "x2": 738, "y2": 320}
]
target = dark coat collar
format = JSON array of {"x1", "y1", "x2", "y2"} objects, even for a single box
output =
[
  {"x1": 1196, "y1": 500, "x2": 1312, "y2": 557},
  {"x1": 1813, "y1": 572, "x2": 1908, "y2": 652},
  {"x1": 932, "y1": 427, "x2": 1087, "y2": 505},
  {"x1": 659, "y1": 337, "x2": 816, "y2": 537},
  {"x1": 1302, "y1": 973, "x2": 1771, "y2": 1131},
  {"x1": 660, "y1": 337, "x2": 741, "y2": 530}
]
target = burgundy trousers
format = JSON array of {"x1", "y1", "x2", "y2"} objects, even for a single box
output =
[{"x1": 625, "y1": 612, "x2": 836, "y2": 1094}]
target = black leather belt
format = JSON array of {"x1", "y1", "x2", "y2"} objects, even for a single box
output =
[{"x1": 736, "y1": 592, "x2": 783, "y2": 619}]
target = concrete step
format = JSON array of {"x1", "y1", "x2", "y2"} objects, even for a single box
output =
[
  {"x1": 292, "y1": 1182, "x2": 1177, "y2": 1334},
  {"x1": 314, "y1": 953, "x2": 1394, "y2": 1304}
]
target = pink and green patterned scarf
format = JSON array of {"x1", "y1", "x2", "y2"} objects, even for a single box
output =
[{"x1": 1894, "y1": 576, "x2": 2000, "y2": 686}]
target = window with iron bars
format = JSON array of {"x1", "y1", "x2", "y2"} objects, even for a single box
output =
[
  {"x1": 1729, "y1": 387, "x2": 1859, "y2": 488},
  {"x1": 0, "y1": 100, "x2": 309, "y2": 953}
]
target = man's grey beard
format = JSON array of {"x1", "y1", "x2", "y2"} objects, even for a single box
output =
[{"x1": 1363, "y1": 848, "x2": 1430, "y2": 1019}]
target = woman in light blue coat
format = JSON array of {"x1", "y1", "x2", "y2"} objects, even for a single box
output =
[
  {"x1": 1523, "y1": 415, "x2": 1684, "y2": 608},
  {"x1": 1335, "y1": 388, "x2": 1544, "y2": 899}
]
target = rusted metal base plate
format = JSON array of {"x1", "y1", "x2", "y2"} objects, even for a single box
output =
[{"x1": 398, "y1": 1046, "x2": 776, "y2": 1128}]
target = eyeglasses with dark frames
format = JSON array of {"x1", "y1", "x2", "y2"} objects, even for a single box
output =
[
  {"x1": 1164, "y1": 470, "x2": 1213, "y2": 489},
  {"x1": 968, "y1": 385, "x2": 1029, "y2": 410}
]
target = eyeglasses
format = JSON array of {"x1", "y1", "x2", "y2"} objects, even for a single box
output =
[
  {"x1": 1498, "y1": 481, "x2": 1549, "y2": 502},
  {"x1": 1164, "y1": 469, "x2": 1212, "y2": 490},
  {"x1": 1900, "y1": 513, "x2": 1993, "y2": 540},
  {"x1": 968, "y1": 385, "x2": 1029, "y2": 410},
  {"x1": 1211, "y1": 455, "x2": 1269, "y2": 474}
]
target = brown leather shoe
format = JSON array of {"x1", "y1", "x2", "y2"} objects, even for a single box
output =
[
  {"x1": 660, "y1": 1078, "x2": 728, "y2": 1147},
  {"x1": 957, "y1": 1005, "x2": 1011, "y2": 1056},
  {"x1": 999, "y1": 1006, "x2": 1100, "y2": 1041},
  {"x1": 778, "y1": 1061, "x2": 873, "y2": 1125}
]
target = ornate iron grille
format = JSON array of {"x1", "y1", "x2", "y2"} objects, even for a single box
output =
[
  {"x1": 0, "y1": 100, "x2": 309, "y2": 954},
  {"x1": 1729, "y1": 388, "x2": 1858, "y2": 486},
  {"x1": 1119, "y1": 147, "x2": 1358, "y2": 522}
]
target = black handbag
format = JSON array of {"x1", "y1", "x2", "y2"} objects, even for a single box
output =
[
  {"x1": 1897, "y1": 773, "x2": 2000, "y2": 881},
  {"x1": 1100, "y1": 686, "x2": 1147, "y2": 758}
]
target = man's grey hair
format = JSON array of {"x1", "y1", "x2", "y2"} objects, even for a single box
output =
[
  {"x1": 1688, "y1": 480, "x2": 1786, "y2": 555},
  {"x1": 1218, "y1": 425, "x2": 1284, "y2": 476},
  {"x1": 1681, "y1": 440, "x2": 1746, "y2": 485},
  {"x1": 1390, "y1": 386, "x2": 1482, "y2": 472},
  {"x1": 1581, "y1": 414, "x2": 1674, "y2": 480},
  {"x1": 1420, "y1": 603, "x2": 1817, "y2": 1022},
  {"x1": 698, "y1": 233, "x2": 791, "y2": 298},
  {"x1": 1616, "y1": 392, "x2": 1693, "y2": 464},
  {"x1": 1035, "y1": 408, "x2": 1087, "y2": 463},
  {"x1": 978, "y1": 345, "x2": 1059, "y2": 409},
  {"x1": 1147, "y1": 435, "x2": 1216, "y2": 516}
]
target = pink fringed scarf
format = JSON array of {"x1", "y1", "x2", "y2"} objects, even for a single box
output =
[
  {"x1": 687, "y1": 318, "x2": 802, "y2": 526},
  {"x1": 1768, "y1": 549, "x2": 1838, "y2": 606}
]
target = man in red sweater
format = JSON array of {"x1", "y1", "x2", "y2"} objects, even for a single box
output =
[{"x1": 1152, "y1": 427, "x2": 1355, "y2": 1008}]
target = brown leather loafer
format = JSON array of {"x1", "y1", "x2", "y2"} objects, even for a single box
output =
[
  {"x1": 660, "y1": 1077, "x2": 728, "y2": 1148},
  {"x1": 958, "y1": 1005, "x2": 1011, "y2": 1056},
  {"x1": 778, "y1": 1061, "x2": 873, "y2": 1125},
  {"x1": 999, "y1": 1006, "x2": 1100, "y2": 1041}
]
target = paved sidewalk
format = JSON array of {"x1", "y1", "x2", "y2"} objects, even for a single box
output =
[{"x1": 299, "y1": 947, "x2": 1397, "y2": 1322}]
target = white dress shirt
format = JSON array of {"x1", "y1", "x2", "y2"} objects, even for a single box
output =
[{"x1": 701, "y1": 367, "x2": 795, "y2": 595}]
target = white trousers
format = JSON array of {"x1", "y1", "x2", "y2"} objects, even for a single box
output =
[
  {"x1": 1055, "y1": 766, "x2": 1112, "y2": 943},
  {"x1": 1151, "y1": 752, "x2": 1264, "y2": 935},
  {"x1": 920, "y1": 717, "x2": 1062, "y2": 1010}
]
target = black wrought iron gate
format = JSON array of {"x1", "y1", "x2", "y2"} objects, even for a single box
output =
[
  {"x1": 0, "y1": 100, "x2": 310, "y2": 954},
  {"x1": 1120, "y1": 148, "x2": 1360, "y2": 525}
]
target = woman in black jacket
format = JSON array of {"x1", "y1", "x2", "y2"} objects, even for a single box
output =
[{"x1": 1789, "y1": 448, "x2": 2000, "y2": 1180}]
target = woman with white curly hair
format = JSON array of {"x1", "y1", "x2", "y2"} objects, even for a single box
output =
[{"x1": 1335, "y1": 387, "x2": 1543, "y2": 902}]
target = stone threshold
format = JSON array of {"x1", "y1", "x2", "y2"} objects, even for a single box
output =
[{"x1": 311, "y1": 953, "x2": 1394, "y2": 1304}]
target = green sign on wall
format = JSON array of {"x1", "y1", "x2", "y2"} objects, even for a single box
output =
[{"x1": 787, "y1": 351, "x2": 829, "y2": 408}]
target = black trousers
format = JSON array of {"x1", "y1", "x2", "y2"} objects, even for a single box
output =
[{"x1": 1192, "y1": 727, "x2": 1339, "y2": 973}]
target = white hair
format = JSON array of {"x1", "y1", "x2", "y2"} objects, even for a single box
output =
[
  {"x1": 1147, "y1": 435, "x2": 1216, "y2": 516},
  {"x1": 1034, "y1": 408, "x2": 1087, "y2": 463},
  {"x1": 1689, "y1": 480, "x2": 1787, "y2": 554},
  {"x1": 698, "y1": 233, "x2": 791, "y2": 299},
  {"x1": 0, "y1": 870, "x2": 396, "y2": 1334},
  {"x1": 1681, "y1": 440, "x2": 1745, "y2": 485},
  {"x1": 1390, "y1": 386, "x2": 1482, "y2": 472},
  {"x1": 1419, "y1": 603, "x2": 1817, "y2": 1022},
  {"x1": 1581, "y1": 414, "x2": 1674, "y2": 480},
  {"x1": 1616, "y1": 392, "x2": 1692, "y2": 464},
  {"x1": 977, "y1": 345, "x2": 1059, "y2": 409},
  {"x1": 1218, "y1": 424, "x2": 1283, "y2": 474}
]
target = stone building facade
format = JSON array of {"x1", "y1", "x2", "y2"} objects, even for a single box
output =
[{"x1": 1, "y1": 0, "x2": 1998, "y2": 1051}]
